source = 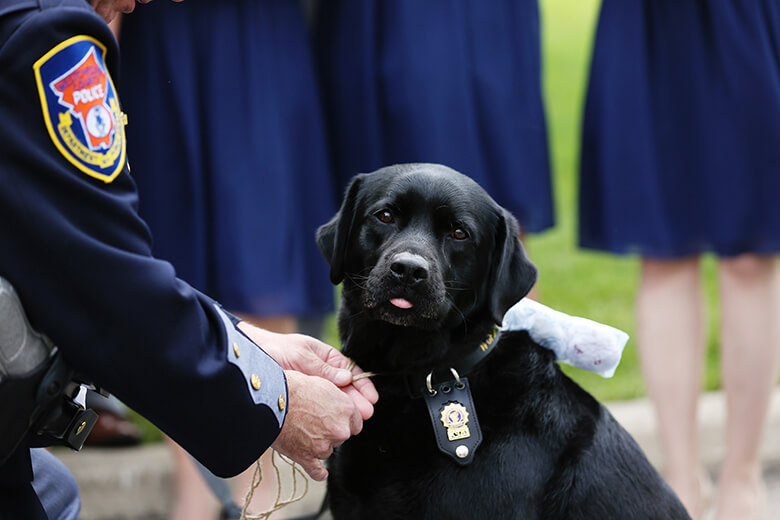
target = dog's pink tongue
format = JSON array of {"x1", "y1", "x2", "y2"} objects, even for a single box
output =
[{"x1": 390, "y1": 298, "x2": 413, "y2": 309}]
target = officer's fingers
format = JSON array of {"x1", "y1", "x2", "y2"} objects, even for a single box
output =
[
  {"x1": 332, "y1": 352, "x2": 379, "y2": 404},
  {"x1": 91, "y1": 0, "x2": 135, "y2": 21},
  {"x1": 319, "y1": 391, "x2": 360, "y2": 441},
  {"x1": 349, "y1": 372, "x2": 379, "y2": 404},
  {"x1": 341, "y1": 385, "x2": 374, "y2": 422},
  {"x1": 304, "y1": 338, "x2": 356, "y2": 377},
  {"x1": 311, "y1": 339, "x2": 366, "y2": 372},
  {"x1": 292, "y1": 339, "x2": 353, "y2": 386},
  {"x1": 300, "y1": 458, "x2": 328, "y2": 481},
  {"x1": 116, "y1": 0, "x2": 136, "y2": 13},
  {"x1": 345, "y1": 400, "x2": 364, "y2": 437},
  {"x1": 236, "y1": 323, "x2": 352, "y2": 383},
  {"x1": 90, "y1": 0, "x2": 111, "y2": 20},
  {"x1": 314, "y1": 359, "x2": 353, "y2": 387},
  {"x1": 302, "y1": 334, "x2": 340, "y2": 360}
]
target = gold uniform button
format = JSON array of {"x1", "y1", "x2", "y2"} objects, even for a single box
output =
[
  {"x1": 250, "y1": 374, "x2": 261, "y2": 390},
  {"x1": 278, "y1": 395, "x2": 286, "y2": 411},
  {"x1": 233, "y1": 342, "x2": 240, "y2": 358}
]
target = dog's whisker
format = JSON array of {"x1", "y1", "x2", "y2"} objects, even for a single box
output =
[
  {"x1": 443, "y1": 279, "x2": 469, "y2": 287},
  {"x1": 443, "y1": 280, "x2": 472, "y2": 293},
  {"x1": 345, "y1": 308, "x2": 367, "y2": 320},
  {"x1": 443, "y1": 284, "x2": 470, "y2": 292},
  {"x1": 445, "y1": 294, "x2": 468, "y2": 326},
  {"x1": 346, "y1": 274, "x2": 373, "y2": 291}
]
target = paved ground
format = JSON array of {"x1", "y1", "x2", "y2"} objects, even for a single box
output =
[
  {"x1": 54, "y1": 388, "x2": 780, "y2": 519},
  {"x1": 763, "y1": 467, "x2": 780, "y2": 520}
]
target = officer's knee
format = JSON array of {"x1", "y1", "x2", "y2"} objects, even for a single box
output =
[{"x1": 30, "y1": 448, "x2": 81, "y2": 520}]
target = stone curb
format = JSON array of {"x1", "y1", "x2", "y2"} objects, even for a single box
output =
[
  {"x1": 54, "y1": 388, "x2": 780, "y2": 519},
  {"x1": 607, "y1": 388, "x2": 780, "y2": 473}
]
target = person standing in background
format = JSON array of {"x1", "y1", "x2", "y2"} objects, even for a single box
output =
[
  {"x1": 314, "y1": 0, "x2": 554, "y2": 244},
  {"x1": 579, "y1": 2, "x2": 780, "y2": 519},
  {"x1": 115, "y1": 0, "x2": 337, "y2": 516}
]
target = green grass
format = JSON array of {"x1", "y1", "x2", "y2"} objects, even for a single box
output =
[
  {"x1": 128, "y1": 409, "x2": 164, "y2": 444},
  {"x1": 530, "y1": 0, "x2": 722, "y2": 401}
]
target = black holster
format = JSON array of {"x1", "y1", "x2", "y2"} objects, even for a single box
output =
[{"x1": 0, "y1": 278, "x2": 98, "y2": 465}]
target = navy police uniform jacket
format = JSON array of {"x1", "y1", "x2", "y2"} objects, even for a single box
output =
[{"x1": 0, "y1": 0, "x2": 288, "y2": 513}]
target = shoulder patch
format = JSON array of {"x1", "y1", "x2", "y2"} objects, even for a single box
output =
[{"x1": 33, "y1": 36, "x2": 126, "y2": 183}]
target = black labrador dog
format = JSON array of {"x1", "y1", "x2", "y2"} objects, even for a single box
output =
[{"x1": 317, "y1": 164, "x2": 689, "y2": 519}]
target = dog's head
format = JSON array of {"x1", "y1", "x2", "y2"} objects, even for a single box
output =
[{"x1": 318, "y1": 164, "x2": 537, "y2": 334}]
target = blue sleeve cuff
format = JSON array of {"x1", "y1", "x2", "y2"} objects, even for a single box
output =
[{"x1": 214, "y1": 304, "x2": 287, "y2": 429}]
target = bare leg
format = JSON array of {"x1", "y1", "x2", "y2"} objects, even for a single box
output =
[
  {"x1": 231, "y1": 451, "x2": 278, "y2": 518},
  {"x1": 637, "y1": 257, "x2": 708, "y2": 518},
  {"x1": 167, "y1": 438, "x2": 219, "y2": 520},
  {"x1": 715, "y1": 254, "x2": 780, "y2": 520},
  {"x1": 231, "y1": 315, "x2": 297, "y2": 519}
]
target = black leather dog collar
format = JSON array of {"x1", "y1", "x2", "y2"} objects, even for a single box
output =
[
  {"x1": 452, "y1": 326, "x2": 501, "y2": 377},
  {"x1": 403, "y1": 326, "x2": 501, "y2": 397}
]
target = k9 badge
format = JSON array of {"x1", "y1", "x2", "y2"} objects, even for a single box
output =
[
  {"x1": 440, "y1": 402, "x2": 471, "y2": 441},
  {"x1": 424, "y1": 374, "x2": 483, "y2": 466},
  {"x1": 34, "y1": 36, "x2": 126, "y2": 183}
]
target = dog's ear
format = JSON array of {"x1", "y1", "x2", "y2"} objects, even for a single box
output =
[
  {"x1": 488, "y1": 209, "x2": 538, "y2": 325},
  {"x1": 317, "y1": 176, "x2": 363, "y2": 285}
]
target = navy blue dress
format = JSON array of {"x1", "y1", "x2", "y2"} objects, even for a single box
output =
[
  {"x1": 119, "y1": 0, "x2": 335, "y2": 317},
  {"x1": 580, "y1": 0, "x2": 780, "y2": 258},
  {"x1": 315, "y1": 0, "x2": 554, "y2": 233}
]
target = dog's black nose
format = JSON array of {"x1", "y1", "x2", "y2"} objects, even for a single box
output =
[{"x1": 390, "y1": 252, "x2": 429, "y2": 285}]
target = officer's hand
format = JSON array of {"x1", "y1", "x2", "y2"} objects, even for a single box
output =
[
  {"x1": 90, "y1": 0, "x2": 135, "y2": 22},
  {"x1": 271, "y1": 371, "x2": 362, "y2": 481},
  {"x1": 237, "y1": 322, "x2": 378, "y2": 421},
  {"x1": 90, "y1": 1, "x2": 184, "y2": 23}
]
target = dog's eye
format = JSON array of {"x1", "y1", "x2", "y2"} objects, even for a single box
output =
[
  {"x1": 376, "y1": 210, "x2": 394, "y2": 224},
  {"x1": 452, "y1": 228, "x2": 468, "y2": 240}
]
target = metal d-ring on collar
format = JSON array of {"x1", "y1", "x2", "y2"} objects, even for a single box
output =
[
  {"x1": 407, "y1": 326, "x2": 501, "y2": 398},
  {"x1": 426, "y1": 368, "x2": 465, "y2": 396}
]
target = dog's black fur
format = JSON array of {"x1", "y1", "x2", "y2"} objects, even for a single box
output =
[{"x1": 317, "y1": 164, "x2": 690, "y2": 520}]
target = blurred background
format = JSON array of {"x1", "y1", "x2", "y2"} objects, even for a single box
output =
[
  {"x1": 125, "y1": 0, "x2": 664, "y2": 445},
  {"x1": 59, "y1": 1, "x2": 780, "y2": 519},
  {"x1": 529, "y1": 0, "x2": 724, "y2": 402}
]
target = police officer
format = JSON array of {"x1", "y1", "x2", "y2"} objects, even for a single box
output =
[{"x1": 0, "y1": 0, "x2": 378, "y2": 518}]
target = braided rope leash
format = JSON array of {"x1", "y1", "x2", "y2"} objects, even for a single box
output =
[
  {"x1": 345, "y1": 358, "x2": 376, "y2": 381},
  {"x1": 239, "y1": 361, "x2": 376, "y2": 519},
  {"x1": 240, "y1": 450, "x2": 309, "y2": 520}
]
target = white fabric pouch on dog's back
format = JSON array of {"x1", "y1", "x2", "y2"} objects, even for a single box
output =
[{"x1": 501, "y1": 299, "x2": 629, "y2": 378}]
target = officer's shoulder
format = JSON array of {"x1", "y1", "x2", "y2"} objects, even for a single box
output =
[
  {"x1": 0, "y1": 0, "x2": 104, "y2": 48},
  {"x1": 0, "y1": 0, "x2": 99, "y2": 18}
]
